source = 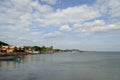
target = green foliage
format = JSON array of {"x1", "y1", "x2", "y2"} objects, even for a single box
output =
[
  {"x1": 24, "y1": 46, "x2": 30, "y2": 50},
  {"x1": 32, "y1": 46, "x2": 41, "y2": 51},
  {"x1": 41, "y1": 46, "x2": 48, "y2": 51},
  {"x1": 31, "y1": 46, "x2": 53, "y2": 52},
  {"x1": 0, "y1": 41, "x2": 9, "y2": 47},
  {"x1": 23, "y1": 46, "x2": 54, "y2": 54},
  {"x1": 54, "y1": 49, "x2": 61, "y2": 52},
  {"x1": 50, "y1": 46, "x2": 53, "y2": 50},
  {"x1": 14, "y1": 46, "x2": 17, "y2": 52}
]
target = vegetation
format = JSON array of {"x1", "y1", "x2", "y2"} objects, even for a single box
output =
[
  {"x1": 0, "y1": 41, "x2": 9, "y2": 47},
  {"x1": 0, "y1": 41, "x2": 82, "y2": 55},
  {"x1": 32, "y1": 46, "x2": 41, "y2": 51},
  {"x1": 63, "y1": 49, "x2": 82, "y2": 52},
  {"x1": 54, "y1": 49, "x2": 62, "y2": 52},
  {"x1": 24, "y1": 46, "x2": 54, "y2": 54}
]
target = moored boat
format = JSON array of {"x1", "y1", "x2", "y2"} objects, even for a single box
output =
[{"x1": 0, "y1": 56, "x2": 21, "y2": 61}]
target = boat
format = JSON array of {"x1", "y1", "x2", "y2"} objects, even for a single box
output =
[{"x1": 0, "y1": 56, "x2": 21, "y2": 61}]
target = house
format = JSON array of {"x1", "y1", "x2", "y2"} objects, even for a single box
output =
[
  {"x1": 32, "y1": 51, "x2": 39, "y2": 54},
  {"x1": 7, "y1": 46, "x2": 15, "y2": 53},
  {"x1": 0, "y1": 46, "x2": 9, "y2": 53},
  {"x1": 0, "y1": 46, "x2": 15, "y2": 53},
  {"x1": 0, "y1": 46, "x2": 24, "y2": 53},
  {"x1": 25, "y1": 47, "x2": 33, "y2": 54}
]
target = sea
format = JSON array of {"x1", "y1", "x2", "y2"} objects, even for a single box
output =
[{"x1": 0, "y1": 52, "x2": 120, "y2": 80}]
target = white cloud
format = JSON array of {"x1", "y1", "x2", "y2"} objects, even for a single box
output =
[
  {"x1": 0, "y1": 0, "x2": 120, "y2": 51},
  {"x1": 41, "y1": 0, "x2": 57, "y2": 5},
  {"x1": 96, "y1": 0, "x2": 120, "y2": 23},
  {"x1": 18, "y1": 13, "x2": 33, "y2": 27},
  {"x1": 0, "y1": 0, "x2": 54, "y2": 33},
  {"x1": 108, "y1": 0, "x2": 120, "y2": 17},
  {"x1": 31, "y1": 32, "x2": 39, "y2": 35},
  {"x1": 0, "y1": 0, "x2": 101, "y2": 29},
  {"x1": 11, "y1": 0, "x2": 30, "y2": 9},
  {"x1": 32, "y1": 40, "x2": 38, "y2": 42},
  {"x1": 91, "y1": 24, "x2": 117, "y2": 32},
  {"x1": 59, "y1": 25, "x2": 72, "y2": 31},
  {"x1": 43, "y1": 31, "x2": 63, "y2": 39},
  {"x1": 74, "y1": 20, "x2": 120, "y2": 33},
  {"x1": 31, "y1": 0, "x2": 53, "y2": 13},
  {"x1": 40, "y1": 5, "x2": 101, "y2": 26},
  {"x1": 83, "y1": 20, "x2": 105, "y2": 27}
]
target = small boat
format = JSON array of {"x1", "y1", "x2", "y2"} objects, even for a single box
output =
[{"x1": 0, "y1": 56, "x2": 21, "y2": 61}]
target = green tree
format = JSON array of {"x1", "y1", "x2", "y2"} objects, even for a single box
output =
[
  {"x1": 14, "y1": 46, "x2": 17, "y2": 52},
  {"x1": 41, "y1": 46, "x2": 46, "y2": 51},
  {"x1": 0, "y1": 41, "x2": 9, "y2": 47},
  {"x1": 50, "y1": 46, "x2": 53, "y2": 50},
  {"x1": 32, "y1": 46, "x2": 41, "y2": 51}
]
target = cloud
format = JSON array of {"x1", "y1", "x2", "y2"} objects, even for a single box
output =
[
  {"x1": 43, "y1": 31, "x2": 63, "y2": 39},
  {"x1": 31, "y1": 0, "x2": 53, "y2": 13},
  {"x1": 39, "y1": 5, "x2": 101, "y2": 26},
  {"x1": 0, "y1": 0, "x2": 56, "y2": 46},
  {"x1": 30, "y1": 32, "x2": 39, "y2": 35},
  {"x1": 0, "y1": 0, "x2": 53, "y2": 32},
  {"x1": 96, "y1": 0, "x2": 120, "y2": 23},
  {"x1": 59, "y1": 25, "x2": 72, "y2": 31},
  {"x1": 0, "y1": 0, "x2": 101, "y2": 30},
  {"x1": 91, "y1": 24, "x2": 118, "y2": 32},
  {"x1": 74, "y1": 20, "x2": 120, "y2": 33},
  {"x1": 0, "y1": 0, "x2": 120, "y2": 51},
  {"x1": 108, "y1": 0, "x2": 120, "y2": 18},
  {"x1": 41, "y1": 0, "x2": 57, "y2": 5},
  {"x1": 18, "y1": 13, "x2": 33, "y2": 27}
]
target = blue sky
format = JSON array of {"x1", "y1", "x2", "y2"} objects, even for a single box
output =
[{"x1": 0, "y1": 0, "x2": 120, "y2": 51}]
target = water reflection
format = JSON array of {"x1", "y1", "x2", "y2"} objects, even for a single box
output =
[
  {"x1": 0, "y1": 57, "x2": 23, "y2": 67},
  {"x1": 0, "y1": 52, "x2": 120, "y2": 80}
]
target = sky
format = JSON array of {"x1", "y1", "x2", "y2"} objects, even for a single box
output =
[{"x1": 0, "y1": 0, "x2": 120, "y2": 51}]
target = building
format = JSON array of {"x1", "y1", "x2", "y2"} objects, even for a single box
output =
[
  {"x1": 0, "y1": 46, "x2": 24, "y2": 53},
  {"x1": 7, "y1": 46, "x2": 15, "y2": 53},
  {"x1": 0, "y1": 46, "x2": 9, "y2": 53},
  {"x1": 25, "y1": 47, "x2": 33, "y2": 54}
]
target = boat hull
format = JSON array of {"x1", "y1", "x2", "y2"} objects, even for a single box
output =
[{"x1": 0, "y1": 56, "x2": 21, "y2": 61}]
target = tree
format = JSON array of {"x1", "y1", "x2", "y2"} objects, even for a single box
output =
[
  {"x1": 0, "y1": 41, "x2": 9, "y2": 47},
  {"x1": 50, "y1": 46, "x2": 53, "y2": 50},
  {"x1": 41, "y1": 46, "x2": 46, "y2": 51},
  {"x1": 54, "y1": 49, "x2": 61, "y2": 52},
  {"x1": 14, "y1": 46, "x2": 17, "y2": 52},
  {"x1": 32, "y1": 46, "x2": 41, "y2": 51},
  {"x1": 24, "y1": 46, "x2": 30, "y2": 50}
]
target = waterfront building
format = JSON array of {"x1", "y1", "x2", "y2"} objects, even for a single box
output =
[{"x1": 0, "y1": 46, "x2": 24, "y2": 53}]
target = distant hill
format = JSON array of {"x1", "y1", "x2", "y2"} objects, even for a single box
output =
[
  {"x1": 63, "y1": 49, "x2": 83, "y2": 52},
  {"x1": 0, "y1": 41, "x2": 9, "y2": 47}
]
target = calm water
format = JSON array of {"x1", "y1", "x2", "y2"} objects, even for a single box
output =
[{"x1": 0, "y1": 52, "x2": 120, "y2": 80}]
